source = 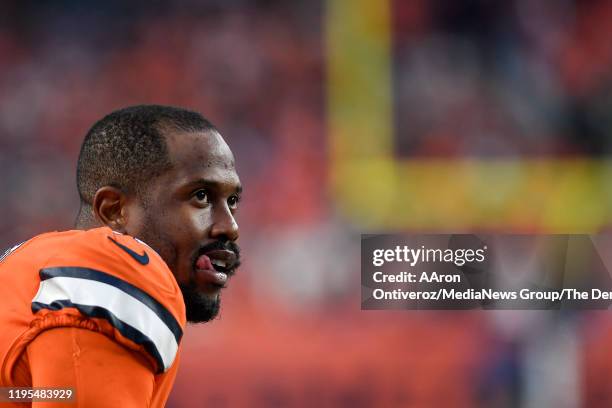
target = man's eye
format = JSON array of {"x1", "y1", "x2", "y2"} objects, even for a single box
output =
[
  {"x1": 228, "y1": 195, "x2": 240, "y2": 209},
  {"x1": 193, "y1": 189, "x2": 209, "y2": 203}
]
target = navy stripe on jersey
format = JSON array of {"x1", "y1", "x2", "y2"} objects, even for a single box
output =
[
  {"x1": 32, "y1": 299, "x2": 165, "y2": 374},
  {"x1": 32, "y1": 266, "x2": 183, "y2": 372},
  {"x1": 38, "y1": 267, "x2": 182, "y2": 342},
  {"x1": 0, "y1": 242, "x2": 25, "y2": 263}
]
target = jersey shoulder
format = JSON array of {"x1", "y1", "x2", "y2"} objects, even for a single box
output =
[{"x1": 29, "y1": 227, "x2": 185, "y2": 373}]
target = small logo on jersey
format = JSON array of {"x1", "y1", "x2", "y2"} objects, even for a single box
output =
[{"x1": 108, "y1": 236, "x2": 149, "y2": 265}]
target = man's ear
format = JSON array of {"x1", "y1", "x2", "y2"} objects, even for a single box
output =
[{"x1": 92, "y1": 186, "x2": 129, "y2": 232}]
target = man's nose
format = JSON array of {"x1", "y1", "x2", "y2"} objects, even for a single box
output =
[{"x1": 210, "y1": 205, "x2": 239, "y2": 241}]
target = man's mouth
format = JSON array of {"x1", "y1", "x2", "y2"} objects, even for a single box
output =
[{"x1": 194, "y1": 249, "x2": 238, "y2": 289}]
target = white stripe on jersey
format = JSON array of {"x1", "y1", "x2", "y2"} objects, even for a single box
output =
[
  {"x1": 32, "y1": 276, "x2": 179, "y2": 371},
  {"x1": 0, "y1": 242, "x2": 25, "y2": 263}
]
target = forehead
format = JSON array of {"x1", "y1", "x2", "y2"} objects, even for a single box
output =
[{"x1": 162, "y1": 129, "x2": 240, "y2": 186}]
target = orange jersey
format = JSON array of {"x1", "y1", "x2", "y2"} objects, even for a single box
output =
[{"x1": 0, "y1": 227, "x2": 186, "y2": 407}]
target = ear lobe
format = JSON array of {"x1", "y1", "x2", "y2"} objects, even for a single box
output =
[{"x1": 92, "y1": 186, "x2": 128, "y2": 232}]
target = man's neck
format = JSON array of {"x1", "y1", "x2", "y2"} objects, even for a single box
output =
[{"x1": 74, "y1": 203, "x2": 99, "y2": 230}]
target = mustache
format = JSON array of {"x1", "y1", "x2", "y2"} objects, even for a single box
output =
[{"x1": 198, "y1": 240, "x2": 241, "y2": 272}]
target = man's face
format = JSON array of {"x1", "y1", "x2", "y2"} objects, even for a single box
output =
[{"x1": 127, "y1": 129, "x2": 241, "y2": 323}]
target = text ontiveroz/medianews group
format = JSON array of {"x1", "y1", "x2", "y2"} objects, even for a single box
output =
[{"x1": 371, "y1": 287, "x2": 612, "y2": 301}]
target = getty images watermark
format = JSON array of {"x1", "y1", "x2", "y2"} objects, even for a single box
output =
[{"x1": 361, "y1": 234, "x2": 612, "y2": 310}]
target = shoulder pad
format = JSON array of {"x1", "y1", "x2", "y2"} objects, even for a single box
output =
[{"x1": 31, "y1": 227, "x2": 185, "y2": 372}]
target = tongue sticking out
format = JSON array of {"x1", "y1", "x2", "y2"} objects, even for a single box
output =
[
  {"x1": 196, "y1": 254, "x2": 214, "y2": 270},
  {"x1": 195, "y1": 254, "x2": 227, "y2": 287}
]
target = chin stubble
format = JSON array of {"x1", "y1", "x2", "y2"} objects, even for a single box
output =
[{"x1": 180, "y1": 283, "x2": 221, "y2": 323}]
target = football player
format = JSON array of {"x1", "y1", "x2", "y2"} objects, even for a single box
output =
[{"x1": 0, "y1": 105, "x2": 242, "y2": 407}]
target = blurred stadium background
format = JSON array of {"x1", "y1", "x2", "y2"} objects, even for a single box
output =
[{"x1": 2, "y1": 0, "x2": 612, "y2": 406}]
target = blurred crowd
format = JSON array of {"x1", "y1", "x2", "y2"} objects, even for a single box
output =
[
  {"x1": 394, "y1": 0, "x2": 612, "y2": 158},
  {"x1": 0, "y1": 0, "x2": 326, "y2": 244},
  {"x1": 1, "y1": 0, "x2": 612, "y2": 406}
]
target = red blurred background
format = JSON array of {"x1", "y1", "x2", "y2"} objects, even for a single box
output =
[{"x1": 2, "y1": 0, "x2": 612, "y2": 406}]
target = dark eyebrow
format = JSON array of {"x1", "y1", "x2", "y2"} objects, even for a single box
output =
[{"x1": 183, "y1": 178, "x2": 242, "y2": 194}]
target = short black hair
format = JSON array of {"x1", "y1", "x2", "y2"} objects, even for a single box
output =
[{"x1": 77, "y1": 104, "x2": 216, "y2": 205}]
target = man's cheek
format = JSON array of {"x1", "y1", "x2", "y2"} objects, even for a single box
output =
[{"x1": 185, "y1": 208, "x2": 211, "y2": 238}]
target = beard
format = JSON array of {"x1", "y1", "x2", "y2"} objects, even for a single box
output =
[
  {"x1": 137, "y1": 204, "x2": 240, "y2": 324},
  {"x1": 183, "y1": 240, "x2": 240, "y2": 323},
  {"x1": 180, "y1": 282, "x2": 221, "y2": 323}
]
